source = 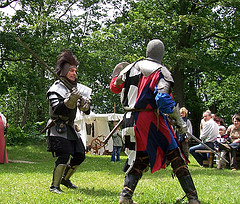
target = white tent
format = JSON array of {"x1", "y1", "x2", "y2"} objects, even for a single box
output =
[{"x1": 75, "y1": 110, "x2": 123, "y2": 154}]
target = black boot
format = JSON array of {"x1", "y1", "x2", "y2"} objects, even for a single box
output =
[
  {"x1": 119, "y1": 174, "x2": 140, "y2": 204},
  {"x1": 50, "y1": 164, "x2": 67, "y2": 194},
  {"x1": 178, "y1": 175, "x2": 201, "y2": 204},
  {"x1": 167, "y1": 148, "x2": 200, "y2": 204},
  {"x1": 61, "y1": 165, "x2": 79, "y2": 189}
]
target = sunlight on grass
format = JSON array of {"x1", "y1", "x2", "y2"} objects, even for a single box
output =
[{"x1": 0, "y1": 144, "x2": 240, "y2": 203}]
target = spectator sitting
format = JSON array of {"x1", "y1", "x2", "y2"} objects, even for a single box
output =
[
  {"x1": 189, "y1": 111, "x2": 218, "y2": 167},
  {"x1": 218, "y1": 114, "x2": 240, "y2": 171},
  {"x1": 200, "y1": 110, "x2": 211, "y2": 135},
  {"x1": 215, "y1": 126, "x2": 230, "y2": 169}
]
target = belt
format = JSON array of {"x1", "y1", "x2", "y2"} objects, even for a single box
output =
[{"x1": 126, "y1": 108, "x2": 160, "y2": 129}]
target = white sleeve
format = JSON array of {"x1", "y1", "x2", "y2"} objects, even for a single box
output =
[
  {"x1": 187, "y1": 119, "x2": 193, "y2": 135},
  {"x1": 0, "y1": 113, "x2": 7, "y2": 127}
]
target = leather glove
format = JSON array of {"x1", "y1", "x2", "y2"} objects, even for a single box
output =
[
  {"x1": 114, "y1": 74, "x2": 124, "y2": 87},
  {"x1": 64, "y1": 87, "x2": 82, "y2": 109},
  {"x1": 168, "y1": 104, "x2": 187, "y2": 134},
  {"x1": 78, "y1": 97, "x2": 91, "y2": 112}
]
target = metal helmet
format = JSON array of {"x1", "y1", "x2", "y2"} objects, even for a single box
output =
[
  {"x1": 111, "y1": 62, "x2": 130, "y2": 78},
  {"x1": 146, "y1": 39, "x2": 165, "y2": 63},
  {"x1": 55, "y1": 50, "x2": 79, "y2": 76}
]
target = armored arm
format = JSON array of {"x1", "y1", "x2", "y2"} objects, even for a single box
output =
[
  {"x1": 168, "y1": 104, "x2": 187, "y2": 134},
  {"x1": 155, "y1": 75, "x2": 187, "y2": 134},
  {"x1": 155, "y1": 77, "x2": 175, "y2": 114},
  {"x1": 114, "y1": 75, "x2": 124, "y2": 87}
]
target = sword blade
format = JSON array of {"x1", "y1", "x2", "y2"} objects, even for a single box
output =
[
  {"x1": 186, "y1": 132, "x2": 229, "y2": 164},
  {"x1": 103, "y1": 118, "x2": 123, "y2": 144},
  {"x1": 15, "y1": 37, "x2": 72, "y2": 90}
]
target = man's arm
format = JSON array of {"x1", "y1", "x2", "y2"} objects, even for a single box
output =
[{"x1": 110, "y1": 76, "x2": 124, "y2": 94}]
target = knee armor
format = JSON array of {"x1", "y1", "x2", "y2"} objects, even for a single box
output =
[
  {"x1": 129, "y1": 154, "x2": 149, "y2": 178},
  {"x1": 167, "y1": 148, "x2": 189, "y2": 178}
]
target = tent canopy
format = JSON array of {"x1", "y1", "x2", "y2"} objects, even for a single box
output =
[{"x1": 75, "y1": 111, "x2": 123, "y2": 154}]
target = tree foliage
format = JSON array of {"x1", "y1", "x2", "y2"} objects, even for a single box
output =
[{"x1": 0, "y1": 0, "x2": 239, "y2": 142}]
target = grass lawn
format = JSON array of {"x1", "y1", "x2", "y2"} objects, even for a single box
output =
[{"x1": 0, "y1": 144, "x2": 239, "y2": 204}]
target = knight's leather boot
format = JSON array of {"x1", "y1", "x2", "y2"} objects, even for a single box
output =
[
  {"x1": 119, "y1": 174, "x2": 140, "y2": 204},
  {"x1": 178, "y1": 175, "x2": 201, "y2": 204},
  {"x1": 61, "y1": 165, "x2": 79, "y2": 189}
]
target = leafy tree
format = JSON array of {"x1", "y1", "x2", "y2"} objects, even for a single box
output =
[
  {"x1": 0, "y1": 0, "x2": 239, "y2": 142},
  {"x1": 0, "y1": 0, "x2": 18, "y2": 8},
  {"x1": 0, "y1": 0, "x2": 110, "y2": 129},
  {"x1": 85, "y1": 0, "x2": 240, "y2": 134}
]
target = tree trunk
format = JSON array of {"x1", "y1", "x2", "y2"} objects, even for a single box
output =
[
  {"x1": 21, "y1": 90, "x2": 29, "y2": 128},
  {"x1": 15, "y1": 95, "x2": 20, "y2": 128},
  {"x1": 172, "y1": 61, "x2": 184, "y2": 107}
]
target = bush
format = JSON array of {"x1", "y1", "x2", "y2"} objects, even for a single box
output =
[
  {"x1": 6, "y1": 124, "x2": 46, "y2": 146},
  {"x1": 6, "y1": 126, "x2": 28, "y2": 145}
]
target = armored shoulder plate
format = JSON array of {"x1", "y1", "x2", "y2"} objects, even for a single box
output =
[
  {"x1": 133, "y1": 59, "x2": 174, "y2": 84},
  {"x1": 160, "y1": 66, "x2": 174, "y2": 84},
  {"x1": 119, "y1": 63, "x2": 135, "y2": 77},
  {"x1": 134, "y1": 59, "x2": 162, "y2": 77},
  {"x1": 47, "y1": 80, "x2": 69, "y2": 98},
  {"x1": 77, "y1": 83, "x2": 92, "y2": 99},
  {"x1": 47, "y1": 80, "x2": 92, "y2": 99}
]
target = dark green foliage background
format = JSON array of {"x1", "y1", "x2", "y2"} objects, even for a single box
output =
[{"x1": 0, "y1": 0, "x2": 239, "y2": 144}]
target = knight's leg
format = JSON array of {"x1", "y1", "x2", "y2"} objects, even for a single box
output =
[
  {"x1": 61, "y1": 152, "x2": 85, "y2": 189},
  {"x1": 119, "y1": 152, "x2": 149, "y2": 204},
  {"x1": 167, "y1": 148, "x2": 200, "y2": 204},
  {"x1": 181, "y1": 140, "x2": 189, "y2": 160},
  {"x1": 50, "y1": 153, "x2": 69, "y2": 194}
]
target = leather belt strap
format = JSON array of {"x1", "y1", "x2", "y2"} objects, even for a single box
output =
[{"x1": 127, "y1": 109, "x2": 160, "y2": 129}]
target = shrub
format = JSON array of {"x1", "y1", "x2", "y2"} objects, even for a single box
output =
[
  {"x1": 6, "y1": 126, "x2": 27, "y2": 145},
  {"x1": 5, "y1": 123, "x2": 46, "y2": 146}
]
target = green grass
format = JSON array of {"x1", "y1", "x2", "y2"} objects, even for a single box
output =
[{"x1": 0, "y1": 144, "x2": 240, "y2": 204}]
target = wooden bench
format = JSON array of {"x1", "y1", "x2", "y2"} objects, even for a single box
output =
[{"x1": 195, "y1": 150, "x2": 215, "y2": 168}]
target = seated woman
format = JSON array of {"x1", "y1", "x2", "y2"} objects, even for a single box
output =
[{"x1": 218, "y1": 114, "x2": 240, "y2": 171}]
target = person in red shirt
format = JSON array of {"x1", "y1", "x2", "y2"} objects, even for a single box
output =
[{"x1": 0, "y1": 112, "x2": 8, "y2": 164}]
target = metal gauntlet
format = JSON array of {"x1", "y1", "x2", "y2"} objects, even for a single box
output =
[
  {"x1": 78, "y1": 96, "x2": 91, "y2": 112},
  {"x1": 114, "y1": 74, "x2": 124, "y2": 87},
  {"x1": 168, "y1": 104, "x2": 187, "y2": 134},
  {"x1": 64, "y1": 87, "x2": 82, "y2": 109}
]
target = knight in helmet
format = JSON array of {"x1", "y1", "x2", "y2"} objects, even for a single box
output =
[
  {"x1": 110, "y1": 39, "x2": 200, "y2": 204},
  {"x1": 46, "y1": 50, "x2": 92, "y2": 194}
]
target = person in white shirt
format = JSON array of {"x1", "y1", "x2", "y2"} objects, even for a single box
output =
[{"x1": 189, "y1": 111, "x2": 218, "y2": 166}]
